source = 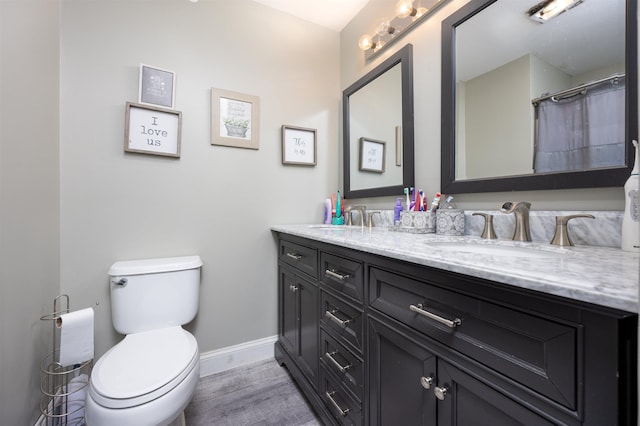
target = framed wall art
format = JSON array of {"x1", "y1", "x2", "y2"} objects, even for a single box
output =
[
  {"x1": 211, "y1": 88, "x2": 260, "y2": 150},
  {"x1": 138, "y1": 64, "x2": 176, "y2": 109},
  {"x1": 281, "y1": 125, "x2": 317, "y2": 166},
  {"x1": 359, "y1": 137, "x2": 386, "y2": 173},
  {"x1": 124, "y1": 102, "x2": 181, "y2": 157}
]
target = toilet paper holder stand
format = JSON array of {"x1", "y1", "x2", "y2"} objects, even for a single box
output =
[{"x1": 39, "y1": 294, "x2": 93, "y2": 426}]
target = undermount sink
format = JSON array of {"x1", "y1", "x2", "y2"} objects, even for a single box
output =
[
  {"x1": 426, "y1": 241, "x2": 573, "y2": 259},
  {"x1": 307, "y1": 224, "x2": 347, "y2": 229}
]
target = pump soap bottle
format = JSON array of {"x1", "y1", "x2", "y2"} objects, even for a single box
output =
[{"x1": 621, "y1": 140, "x2": 639, "y2": 252}]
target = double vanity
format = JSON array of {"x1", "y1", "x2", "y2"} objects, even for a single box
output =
[{"x1": 272, "y1": 224, "x2": 638, "y2": 425}]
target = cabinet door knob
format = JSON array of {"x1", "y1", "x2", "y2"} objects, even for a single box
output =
[
  {"x1": 289, "y1": 284, "x2": 299, "y2": 292},
  {"x1": 420, "y1": 375, "x2": 434, "y2": 389},
  {"x1": 434, "y1": 385, "x2": 449, "y2": 401}
]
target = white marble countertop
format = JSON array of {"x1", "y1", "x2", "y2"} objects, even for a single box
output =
[{"x1": 272, "y1": 224, "x2": 640, "y2": 313}]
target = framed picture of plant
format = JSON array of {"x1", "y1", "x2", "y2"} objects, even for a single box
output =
[
  {"x1": 211, "y1": 88, "x2": 260, "y2": 149},
  {"x1": 359, "y1": 137, "x2": 386, "y2": 173},
  {"x1": 282, "y1": 125, "x2": 317, "y2": 166}
]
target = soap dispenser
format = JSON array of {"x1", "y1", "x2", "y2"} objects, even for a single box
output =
[
  {"x1": 621, "y1": 140, "x2": 639, "y2": 252},
  {"x1": 394, "y1": 198, "x2": 403, "y2": 225}
]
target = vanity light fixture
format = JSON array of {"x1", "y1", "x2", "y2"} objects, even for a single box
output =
[
  {"x1": 358, "y1": 0, "x2": 450, "y2": 60},
  {"x1": 527, "y1": 0, "x2": 584, "y2": 24}
]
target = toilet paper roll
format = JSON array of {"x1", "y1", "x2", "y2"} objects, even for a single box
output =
[{"x1": 56, "y1": 308, "x2": 94, "y2": 367}]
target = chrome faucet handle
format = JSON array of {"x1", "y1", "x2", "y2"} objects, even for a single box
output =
[
  {"x1": 345, "y1": 205, "x2": 366, "y2": 226},
  {"x1": 343, "y1": 210, "x2": 352, "y2": 226},
  {"x1": 367, "y1": 210, "x2": 381, "y2": 228},
  {"x1": 550, "y1": 214, "x2": 595, "y2": 247},
  {"x1": 472, "y1": 213, "x2": 497, "y2": 239},
  {"x1": 500, "y1": 201, "x2": 532, "y2": 241}
]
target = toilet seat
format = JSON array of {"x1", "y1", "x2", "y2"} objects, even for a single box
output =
[{"x1": 89, "y1": 326, "x2": 198, "y2": 409}]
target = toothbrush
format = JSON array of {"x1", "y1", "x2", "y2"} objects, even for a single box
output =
[
  {"x1": 404, "y1": 187, "x2": 410, "y2": 211},
  {"x1": 430, "y1": 192, "x2": 441, "y2": 213},
  {"x1": 409, "y1": 187, "x2": 416, "y2": 210},
  {"x1": 439, "y1": 195, "x2": 454, "y2": 210},
  {"x1": 419, "y1": 190, "x2": 424, "y2": 211},
  {"x1": 414, "y1": 189, "x2": 421, "y2": 211}
]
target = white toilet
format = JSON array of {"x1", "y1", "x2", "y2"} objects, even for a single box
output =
[{"x1": 85, "y1": 255, "x2": 203, "y2": 426}]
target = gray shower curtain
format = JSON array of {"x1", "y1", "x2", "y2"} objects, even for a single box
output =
[{"x1": 534, "y1": 77, "x2": 625, "y2": 173}]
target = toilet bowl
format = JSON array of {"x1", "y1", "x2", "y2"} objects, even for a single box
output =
[
  {"x1": 85, "y1": 256, "x2": 203, "y2": 426},
  {"x1": 86, "y1": 327, "x2": 199, "y2": 425}
]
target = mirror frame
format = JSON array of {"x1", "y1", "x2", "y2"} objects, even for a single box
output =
[
  {"x1": 343, "y1": 44, "x2": 415, "y2": 199},
  {"x1": 441, "y1": 0, "x2": 638, "y2": 194}
]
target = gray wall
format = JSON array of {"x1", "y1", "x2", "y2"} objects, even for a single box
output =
[
  {"x1": 340, "y1": 0, "x2": 627, "y2": 211},
  {"x1": 0, "y1": 2, "x2": 61, "y2": 424},
  {"x1": 2, "y1": 0, "x2": 339, "y2": 423}
]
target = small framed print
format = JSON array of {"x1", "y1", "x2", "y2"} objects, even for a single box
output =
[
  {"x1": 282, "y1": 125, "x2": 317, "y2": 166},
  {"x1": 138, "y1": 64, "x2": 176, "y2": 109},
  {"x1": 124, "y1": 102, "x2": 181, "y2": 157},
  {"x1": 359, "y1": 137, "x2": 386, "y2": 173},
  {"x1": 211, "y1": 88, "x2": 260, "y2": 150}
]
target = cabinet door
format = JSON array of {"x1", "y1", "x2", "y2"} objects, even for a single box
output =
[
  {"x1": 280, "y1": 266, "x2": 299, "y2": 355},
  {"x1": 279, "y1": 265, "x2": 318, "y2": 388},
  {"x1": 435, "y1": 361, "x2": 556, "y2": 426},
  {"x1": 368, "y1": 316, "x2": 437, "y2": 426},
  {"x1": 299, "y1": 274, "x2": 319, "y2": 386}
]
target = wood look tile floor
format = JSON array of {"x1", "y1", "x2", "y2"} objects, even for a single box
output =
[{"x1": 185, "y1": 358, "x2": 322, "y2": 426}]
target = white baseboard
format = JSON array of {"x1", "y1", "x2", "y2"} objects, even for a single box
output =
[{"x1": 198, "y1": 335, "x2": 278, "y2": 378}]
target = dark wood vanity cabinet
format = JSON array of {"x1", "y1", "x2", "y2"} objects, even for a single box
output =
[{"x1": 274, "y1": 234, "x2": 637, "y2": 426}]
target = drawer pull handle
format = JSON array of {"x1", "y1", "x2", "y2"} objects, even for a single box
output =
[
  {"x1": 326, "y1": 269, "x2": 350, "y2": 281},
  {"x1": 326, "y1": 310, "x2": 352, "y2": 328},
  {"x1": 326, "y1": 351, "x2": 352, "y2": 373},
  {"x1": 286, "y1": 252, "x2": 302, "y2": 260},
  {"x1": 420, "y1": 375, "x2": 434, "y2": 389},
  {"x1": 289, "y1": 284, "x2": 299, "y2": 292},
  {"x1": 434, "y1": 385, "x2": 449, "y2": 401},
  {"x1": 325, "y1": 391, "x2": 350, "y2": 417},
  {"x1": 410, "y1": 304, "x2": 462, "y2": 329}
]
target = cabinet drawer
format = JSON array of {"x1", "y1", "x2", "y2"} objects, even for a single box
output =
[
  {"x1": 279, "y1": 239, "x2": 317, "y2": 278},
  {"x1": 320, "y1": 252, "x2": 364, "y2": 302},
  {"x1": 320, "y1": 366, "x2": 363, "y2": 426},
  {"x1": 320, "y1": 330, "x2": 363, "y2": 402},
  {"x1": 368, "y1": 267, "x2": 578, "y2": 410},
  {"x1": 321, "y1": 290, "x2": 364, "y2": 353}
]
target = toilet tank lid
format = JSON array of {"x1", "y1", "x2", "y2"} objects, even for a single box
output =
[{"x1": 108, "y1": 255, "x2": 203, "y2": 276}]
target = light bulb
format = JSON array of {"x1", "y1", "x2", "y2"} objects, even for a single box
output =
[
  {"x1": 376, "y1": 19, "x2": 390, "y2": 36},
  {"x1": 396, "y1": 0, "x2": 417, "y2": 18},
  {"x1": 358, "y1": 34, "x2": 375, "y2": 51}
]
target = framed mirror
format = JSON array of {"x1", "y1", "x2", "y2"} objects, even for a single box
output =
[
  {"x1": 343, "y1": 44, "x2": 414, "y2": 199},
  {"x1": 441, "y1": 0, "x2": 637, "y2": 194}
]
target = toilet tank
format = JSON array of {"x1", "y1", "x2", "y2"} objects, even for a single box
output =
[{"x1": 108, "y1": 255, "x2": 203, "y2": 334}]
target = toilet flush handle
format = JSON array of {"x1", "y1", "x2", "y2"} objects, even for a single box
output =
[{"x1": 112, "y1": 278, "x2": 127, "y2": 287}]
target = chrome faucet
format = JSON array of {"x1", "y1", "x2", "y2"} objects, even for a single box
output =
[
  {"x1": 345, "y1": 205, "x2": 366, "y2": 226},
  {"x1": 500, "y1": 201, "x2": 532, "y2": 241}
]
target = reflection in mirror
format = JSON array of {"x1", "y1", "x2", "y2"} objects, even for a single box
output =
[
  {"x1": 344, "y1": 44, "x2": 414, "y2": 199},
  {"x1": 441, "y1": 0, "x2": 637, "y2": 194}
]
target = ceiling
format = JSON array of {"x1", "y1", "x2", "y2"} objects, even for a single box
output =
[{"x1": 251, "y1": 0, "x2": 370, "y2": 31}]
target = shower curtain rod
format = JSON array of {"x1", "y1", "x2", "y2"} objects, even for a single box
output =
[{"x1": 531, "y1": 72, "x2": 625, "y2": 106}]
